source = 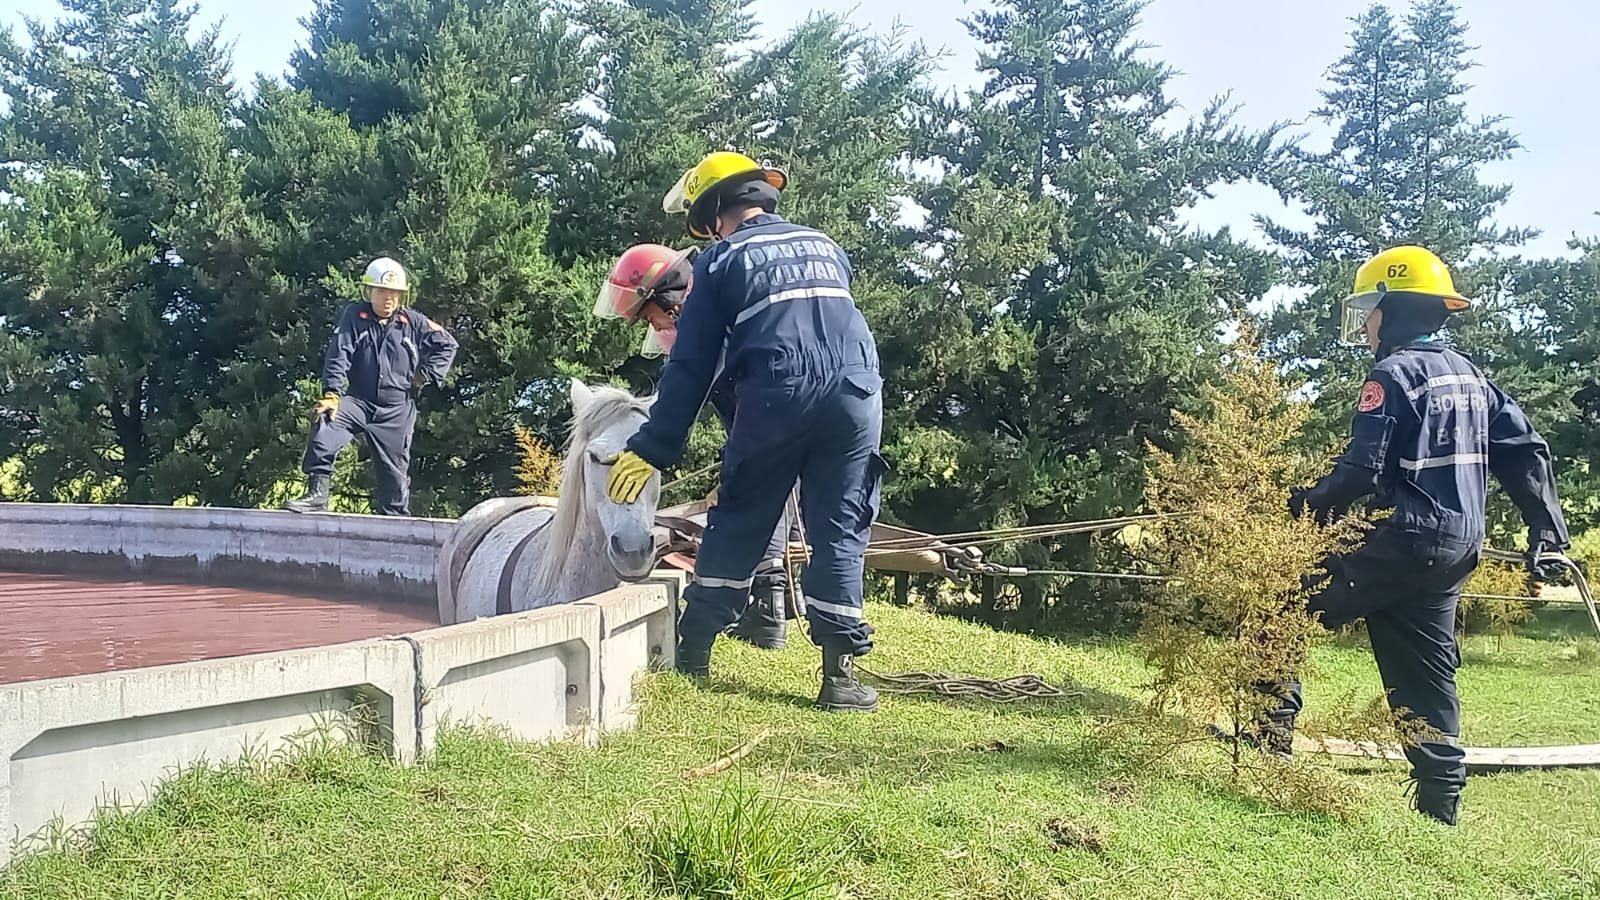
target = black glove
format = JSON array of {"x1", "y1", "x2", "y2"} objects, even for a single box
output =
[
  {"x1": 1526, "y1": 540, "x2": 1569, "y2": 585},
  {"x1": 1289, "y1": 487, "x2": 1338, "y2": 526},
  {"x1": 1288, "y1": 488, "x2": 1310, "y2": 520}
]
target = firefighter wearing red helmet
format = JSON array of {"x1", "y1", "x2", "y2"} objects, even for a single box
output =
[{"x1": 597, "y1": 241, "x2": 801, "y2": 651}]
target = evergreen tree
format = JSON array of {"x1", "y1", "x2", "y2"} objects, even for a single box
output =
[
  {"x1": 278, "y1": 0, "x2": 602, "y2": 514},
  {"x1": 901, "y1": 0, "x2": 1282, "y2": 624},
  {"x1": 0, "y1": 0, "x2": 239, "y2": 503},
  {"x1": 1260, "y1": 1, "x2": 1531, "y2": 448}
]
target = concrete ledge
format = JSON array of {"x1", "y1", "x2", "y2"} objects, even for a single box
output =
[
  {"x1": 0, "y1": 637, "x2": 418, "y2": 864},
  {"x1": 410, "y1": 602, "x2": 603, "y2": 753},
  {"x1": 578, "y1": 580, "x2": 681, "y2": 734},
  {"x1": 0, "y1": 517, "x2": 682, "y2": 868},
  {"x1": 0, "y1": 504, "x2": 449, "y2": 605}
]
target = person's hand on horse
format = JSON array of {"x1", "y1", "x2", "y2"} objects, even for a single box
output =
[
  {"x1": 311, "y1": 392, "x2": 339, "y2": 424},
  {"x1": 605, "y1": 450, "x2": 656, "y2": 504}
]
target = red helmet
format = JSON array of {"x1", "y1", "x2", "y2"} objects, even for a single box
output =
[
  {"x1": 594, "y1": 244, "x2": 681, "y2": 322},
  {"x1": 594, "y1": 243, "x2": 698, "y2": 357}
]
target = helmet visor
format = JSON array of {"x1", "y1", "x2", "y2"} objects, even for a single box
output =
[
  {"x1": 594, "y1": 280, "x2": 644, "y2": 321},
  {"x1": 1341, "y1": 293, "x2": 1381, "y2": 347},
  {"x1": 662, "y1": 169, "x2": 693, "y2": 215},
  {"x1": 642, "y1": 326, "x2": 674, "y2": 358}
]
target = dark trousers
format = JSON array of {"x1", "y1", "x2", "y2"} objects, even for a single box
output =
[
  {"x1": 302, "y1": 396, "x2": 417, "y2": 516},
  {"x1": 679, "y1": 368, "x2": 886, "y2": 655},
  {"x1": 753, "y1": 499, "x2": 796, "y2": 593},
  {"x1": 1267, "y1": 526, "x2": 1477, "y2": 794}
]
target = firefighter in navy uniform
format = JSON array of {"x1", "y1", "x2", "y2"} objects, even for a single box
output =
[
  {"x1": 595, "y1": 242, "x2": 800, "y2": 650},
  {"x1": 603, "y1": 151, "x2": 887, "y2": 714},
  {"x1": 1257, "y1": 245, "x2": 1570, "y2": 826},
  {"x1": 286, "y1": 257, "x2": 459, "y2": 516}
]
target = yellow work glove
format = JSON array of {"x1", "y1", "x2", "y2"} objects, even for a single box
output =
[
  {"x1": 705, "y1": 486, "x2": 719, "y2": 508},
  {"x1": 604, "y1": 450, "x2": 657, "y2": 504},
  {"x1": 311, "y1": 392, "x2": 340, "y2": 423}
]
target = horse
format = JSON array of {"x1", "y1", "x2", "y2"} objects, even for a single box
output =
[{"x1": 439, "y1": 379, "x2": 663, "y2": 624}]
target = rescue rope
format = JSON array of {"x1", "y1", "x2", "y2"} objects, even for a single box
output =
[
  {"x1": 661, "y1": 461, "x2": 721, "y2": 493},
  {"x1": 853, "y1": 665, "x2": 1072, "y2": 703},
  {"x1": 864, "y1": 513, "x2": 1185, "y2": 554}
]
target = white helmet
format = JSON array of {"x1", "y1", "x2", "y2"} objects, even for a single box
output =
[{"x1": 361, "y1": 257, "x2": 409, "y2": 292}]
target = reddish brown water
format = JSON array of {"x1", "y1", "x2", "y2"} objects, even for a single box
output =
[{"x1": 0, "y1": 572, "x2": 437, "y2": 685}]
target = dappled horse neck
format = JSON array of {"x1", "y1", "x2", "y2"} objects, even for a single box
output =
[{"x1": 530, "y1": 390, "x2": 651, "y2": 600}]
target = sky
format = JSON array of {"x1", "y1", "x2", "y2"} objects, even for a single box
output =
[{"x1": 4, "y1": 0, "x2": 1597, "y2": 259}]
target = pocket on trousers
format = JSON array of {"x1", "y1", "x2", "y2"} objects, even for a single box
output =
[
  {"x1": 843, "y1": 371, "x2": 883, "y2": 398},
  {"x1": 856, "y1": 450, "x2": 891, "y2": 509}
]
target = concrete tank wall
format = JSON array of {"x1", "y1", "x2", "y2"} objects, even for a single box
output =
[
  {"x1": 0, "y1": 580, "x2": 681, "y2": 865},
  {"x1": 0, "y1": 503, "x2": 686, "y2": 866},
  {"x1": 0, "y1": 504, "x2": 450, "y2": 605}
]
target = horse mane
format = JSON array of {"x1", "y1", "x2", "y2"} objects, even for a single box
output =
[{"x1": 527, "y1": 384, "x2": 653, "y2": 599}]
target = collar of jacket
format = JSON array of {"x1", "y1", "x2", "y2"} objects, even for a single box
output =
[
  {"x1": 1377, "y1": 335, "x2": 1447, "y2": 360},
  {"x1": 360, "y1": 303, "x2": 409, "y2": 326},
  {"x1": 731, "y1": 212, "x2": 787, "y2": 235}
]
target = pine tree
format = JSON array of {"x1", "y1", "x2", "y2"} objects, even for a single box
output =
[
  {"x1": 900, "y1": 0, "x2": 1283, "y2": 625},
  {"x1": 1260, "y1": 1, "x2": 1532, "y2": 450},
  {"x1": 0, "y1": 0, "x2": 239, "y2": 503},
  {"x1": 276, "y1": 0, "x2": 604, "y2": 515}
]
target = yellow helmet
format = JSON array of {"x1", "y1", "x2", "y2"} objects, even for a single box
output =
[
  {"x1": 1340, "y1": 245, "x2": 1472, "y2": 345},
  {"x1": 662, "y1": 151, "x2": 788, "y2": 239}
]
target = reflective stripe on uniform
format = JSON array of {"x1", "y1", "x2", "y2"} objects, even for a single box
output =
[
  {"x1": 1406, "y1": 372, "x2": 1486, "y2": 401},
  {"x1": 735, "y1": 286, "x2": 855, "y2": 326},
  {"x1": 695, "y1": 574, "x2": 755, "y2": 591},
  {"x1": 1400, "y1": 453, "x2": 1489, "y2": 471},
  {"x1": 805, "y1": 597, "x2": 862, "y2": 619}
]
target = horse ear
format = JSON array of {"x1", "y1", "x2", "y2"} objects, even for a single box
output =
[{"x1": 569, "y1": 378, "x2": 594, "y2": 413}]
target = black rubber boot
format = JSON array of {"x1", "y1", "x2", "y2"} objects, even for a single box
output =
[
  {"x1": 285, "y1": 474, "x2": 331, "y2": 514},
  {"x1": 675, "y1": 631, "x2": 715, "y2": 678},
  {"x1": 727, "y1": 586, "x2": 788, "y2": 650},
  {"x1": 1412, "y1": 786, "x2": 1460, "y2": 826},
  {"x1": 816, "y1": 643, "x2": 878, "y2": 713}
]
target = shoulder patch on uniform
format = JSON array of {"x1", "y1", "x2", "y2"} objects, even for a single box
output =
[
  {"x1": 1357, "y1": 380, "x2": 1386, "y2": 413},
  {"x1": 358, "y1": 310, "x2": 369, "y2": 319},
  {"x1": 428, "y1": 320, "x2": 444, "y2": 332},
  {"x1": 398, "y1": 314, "x2": 410, "y2": 326}
]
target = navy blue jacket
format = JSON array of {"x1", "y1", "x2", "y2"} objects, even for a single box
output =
[
  {"x1": 1305, "y1": 341, "x2": 1568, "y2": 549},
  {"x1": 626, "y1": 214, "x2": 878, "y2": 468},
  {"x1": 321, "y1": 302, "x2": 459, "y2": 406}
]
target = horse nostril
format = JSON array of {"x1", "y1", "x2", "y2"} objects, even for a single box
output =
[{"x1": 610, "y1": 535, "x2": 625, "y2": 556}]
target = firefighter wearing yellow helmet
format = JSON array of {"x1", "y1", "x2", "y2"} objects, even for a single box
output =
[
  {"x1": 1245, "y1": 245, "x2": 1570, "y2": 826},
  {"x1": 605, "y1": 150, "x2": 887, "y2": 714}
]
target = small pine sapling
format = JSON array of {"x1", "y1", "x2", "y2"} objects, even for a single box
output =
[{"x1": 1135, "y1": 328, "x2": 1386, "y2": 815}]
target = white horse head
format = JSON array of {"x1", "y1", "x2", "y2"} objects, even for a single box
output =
[
  {"x1": 442, "y1": 379, "x2": 663, "y2": 622},
  {"x1": 525, "y1": 379, "x2": 660, "y2": 599}
]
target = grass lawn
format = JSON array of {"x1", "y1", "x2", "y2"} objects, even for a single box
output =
[{"x1": 3, "y1": 602, "x2": 1598, "y2": 899}]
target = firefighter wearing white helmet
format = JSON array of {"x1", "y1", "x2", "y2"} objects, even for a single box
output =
[
  {"x1": 1242, "y1": 245, "x2": 1570, "y2": 827},
  {"x1": 286, "y1": 256, "x2": 459, "y2": 516}
]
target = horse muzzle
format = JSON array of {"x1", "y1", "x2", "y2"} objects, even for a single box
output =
[{"x1": 609, "y1": 532, "x2": 657, "y2": 581}]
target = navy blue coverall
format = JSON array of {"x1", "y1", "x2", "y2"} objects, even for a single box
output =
[
  {"x1": 625, "y1": 213, "x2": 886, "y2": 655},
  {"x1": 304, "y1": 302, "x2": 459, "y2": 516},
  {"x1": 706, "y1": 375, "x2": 800, "y2": 607},
  {"x1": 1276, "y1": 338, "x2": 1568, "y2": 798}
]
